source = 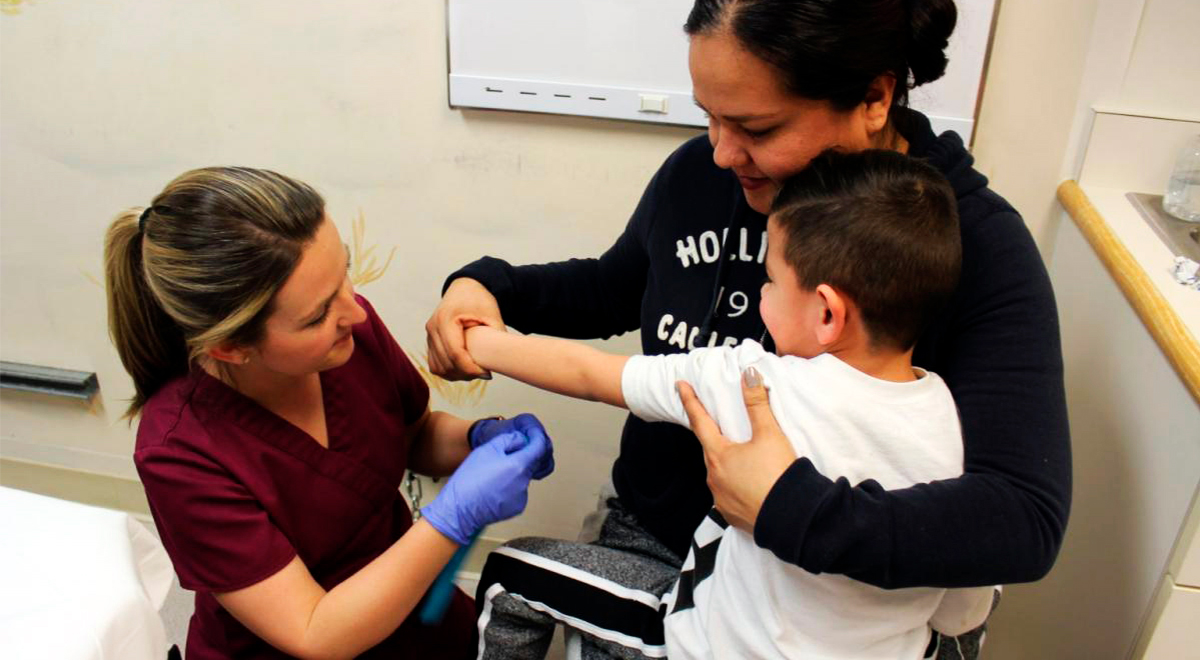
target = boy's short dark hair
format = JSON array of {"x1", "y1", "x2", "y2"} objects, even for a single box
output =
[{"x1": 770, "y1": 149, "x2": 961, "y2": 351}]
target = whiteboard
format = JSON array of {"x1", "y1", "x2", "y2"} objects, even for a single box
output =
[{"x1": 447, "y1": 0, "x2": 996, "y2": 141}]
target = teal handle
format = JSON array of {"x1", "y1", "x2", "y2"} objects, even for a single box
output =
[
  {"x1": 421, "y1": 426, "x2": 529, "y2": 625},
  {"x1": 420, "y1": 530, "x2": 480, "y2": 625}
]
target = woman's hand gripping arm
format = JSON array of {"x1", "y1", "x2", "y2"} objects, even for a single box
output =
[{"x1": 425, "y1": 277, "x2": 506, "y2": 381}]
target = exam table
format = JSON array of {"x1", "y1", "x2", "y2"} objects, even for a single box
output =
[{"x1": 0, "y1": 486, "x2": 175, "y2": 659}]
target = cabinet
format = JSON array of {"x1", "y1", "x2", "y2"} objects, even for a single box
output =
[
  {"x1": 1143, "y1": 585, "x2": 1200, "y2": 659},
  {"x1": 1141, "y1": 513, "x2": 1200, "y2": 659},
  {"x1": 985, "y1": 114, "x2": 1200, "y2": 659}
]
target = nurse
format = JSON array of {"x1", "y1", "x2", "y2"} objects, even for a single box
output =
[
  {"x1": 427, "y1": 0, "x2": 1070, "y2": 657},
  {"x1": 105, "y1": 166, "x2": 553, "y2": 659}
]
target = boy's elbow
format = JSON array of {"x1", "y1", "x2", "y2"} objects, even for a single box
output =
[
  {"x1": 572, "y1": 355, "x2": 626, "y2": 408},
  {"x1": 584, "y1": 370, "x2": 627, "y2": 408},
  {"x1": 596, "y1": 386, "x2": 627, "y2": 409},
  {"x1": 578, "y1": 376, "x2": 622, "y2": 408}
]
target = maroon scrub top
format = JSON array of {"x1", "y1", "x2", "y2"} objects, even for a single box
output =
[{"x1": 135, "y1": 296, "x2": 476, "y2": 659}]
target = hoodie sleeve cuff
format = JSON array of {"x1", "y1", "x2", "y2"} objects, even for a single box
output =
[{"x1": 442, "y1": 256, "x2": 517, "y2": 311}]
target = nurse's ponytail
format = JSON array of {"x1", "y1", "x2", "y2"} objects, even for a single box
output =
[
  {"x1": 105, "y1": 209, "x2": 191, "y2": 419},
  {"x1": 103, "y1": 167, "x2": 326, "y2": 419}
]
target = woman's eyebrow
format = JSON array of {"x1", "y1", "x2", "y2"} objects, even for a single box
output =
[{"x1": 692, "y1": 97, "x2": 774, "y2": 123}]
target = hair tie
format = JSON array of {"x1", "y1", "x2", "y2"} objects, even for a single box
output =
[{"x1": 139, "y1": 207, "x2": 152, "y2": 234}]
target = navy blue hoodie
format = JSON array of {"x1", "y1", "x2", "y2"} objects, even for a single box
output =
[{"x1": 446, "y1": 108, "x2": 1071, "y2": 588}]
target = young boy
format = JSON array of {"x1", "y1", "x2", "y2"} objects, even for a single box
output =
[{"x1": 466, "y1": 149, "x2": 993, "y2": 659}]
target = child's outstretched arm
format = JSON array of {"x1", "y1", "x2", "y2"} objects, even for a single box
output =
[{"x1": 465, "y1": 325, "x2": 628, "y2": 409}]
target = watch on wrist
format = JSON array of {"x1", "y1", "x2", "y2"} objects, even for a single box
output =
[{"x1": 467, "y1": 415, "x2": 505, "y2": 449}]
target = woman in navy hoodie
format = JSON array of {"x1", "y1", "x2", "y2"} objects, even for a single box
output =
[{"x1": 428, "y1": 1, "x2": 1070, "y2": 657}]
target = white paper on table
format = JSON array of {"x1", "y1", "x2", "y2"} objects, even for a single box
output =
[{"x1": 0, "y1": 487, "x2": 175, "y2": 660}]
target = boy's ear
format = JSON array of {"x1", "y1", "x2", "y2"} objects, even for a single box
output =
[
  {"x1": 814, "y1": 284, "x2": 847, "y2": 347},
  {"x1": 207, "y1": 343, "x2": 252, "y2": 366}
]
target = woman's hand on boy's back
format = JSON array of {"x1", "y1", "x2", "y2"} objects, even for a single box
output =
[
  {"x1": 677, "y1": 368, "x2": 796, "y2": 532},
  {"x1": 426, "y1": 278, "x2": 506, "y2": 380}
]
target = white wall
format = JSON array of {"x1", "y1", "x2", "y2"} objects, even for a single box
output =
[
  {"x1": 1116, "y1": 0, "x2": 1200, "y2": 120},
  {"x1": 0, "y1": 0, "x2": 698, "y2": 541},
  {"x1": 970, "y1": 0, "x2": 1102, "y2": 252}
]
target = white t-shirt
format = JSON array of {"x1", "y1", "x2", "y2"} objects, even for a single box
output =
[{"x1": 621, "y1": 340, "x2": 991, "y2": 660}]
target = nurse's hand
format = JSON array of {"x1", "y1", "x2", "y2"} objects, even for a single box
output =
[
  {"x1": 426, "y1": 278, "x2": 505, "y2": 381},
  {"x1": 677, "y1": 368, "x2": 796, "y2": 532},
  {"x1": 421, "y1": 427, "x2": 552, "y2": 545},
  {"x1": 469, "y1": 413, "x2": 556, "y2": 479}
]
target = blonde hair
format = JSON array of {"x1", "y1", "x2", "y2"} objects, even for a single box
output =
[{"x1": 104, "y1": 167, "x2": 325, "y2": 418}]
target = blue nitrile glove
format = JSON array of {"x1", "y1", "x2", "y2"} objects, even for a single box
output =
[
  {"x1": 421, "y1": 428, "x2": 551, "y2": 545},
  {"x1": 468, "y1": 413, "x2": 555, "y2": 480}
]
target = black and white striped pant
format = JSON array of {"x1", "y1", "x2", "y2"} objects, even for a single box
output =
[
  {"x1": 475, "y1": 497, "x2": 679, "y2": 660},
  {"x1": 473, "y1": 496, "x2": 994, "y2": 660}
]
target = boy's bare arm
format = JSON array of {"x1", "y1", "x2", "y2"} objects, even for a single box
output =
[{"x1": 464, "y1": 326, "x2": 628, "y2": 408}]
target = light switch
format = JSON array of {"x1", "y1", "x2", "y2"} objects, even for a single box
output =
[{"x1": 638, "y1": 94, "x2": 669, "y2": 114}]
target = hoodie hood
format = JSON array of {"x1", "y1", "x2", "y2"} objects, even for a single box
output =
[{"x1": 892, "y1": 106, "x2": 990, "y2": 201}]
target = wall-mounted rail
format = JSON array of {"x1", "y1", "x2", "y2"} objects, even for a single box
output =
[{"x1": 0, "y1": 362, "x2": 98, "y2": 401}]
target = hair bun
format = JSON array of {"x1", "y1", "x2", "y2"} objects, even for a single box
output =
[{"x1": 907, "y1": 0, "x2": 956, "y2": 87}]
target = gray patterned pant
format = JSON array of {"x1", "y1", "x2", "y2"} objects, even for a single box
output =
[{"x1": 474, "y1": 496, "x2": 995, "y2": 659}]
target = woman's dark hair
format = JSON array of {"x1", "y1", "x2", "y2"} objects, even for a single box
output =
[
  {"x1": 770, "y1": 149, "x2": 961, "y2": 351},
  {"x1": 685, "y1": 0, "x2": 957, "y2": 110},
  {"x1": 103, "y1": 167, "x2": 325, "y2": 418}
]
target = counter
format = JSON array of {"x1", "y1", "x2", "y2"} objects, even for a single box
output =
[{"x1": 1057, "y1": 181, "x2": 1200, "y2": 403}]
